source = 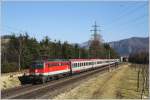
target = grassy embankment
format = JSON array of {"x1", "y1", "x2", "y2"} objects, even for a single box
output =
[
  {"x1": 1, "y1": 70, "x2": 27, "y2": 90},
  {"x1": 54, "y1": 63, "x2": 149, "y2": 99}
]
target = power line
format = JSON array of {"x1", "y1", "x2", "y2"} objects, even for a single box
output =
[
  {"x1": 106, "y1": 3, "x2": 147, "y2": 28},
  {"x1": 116, "y1": 14, "x2": 148, "y2": 34},
  {"x1": 103, "y1": 13, "x2": 148, "y2": 39}
]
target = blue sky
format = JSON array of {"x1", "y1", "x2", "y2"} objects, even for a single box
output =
[{"x1": 2, "y1": 1, "x2": 149, "y2": 43}]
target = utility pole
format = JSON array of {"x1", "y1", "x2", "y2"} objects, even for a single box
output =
[
  {"x1": 79, "y1": 49, "x2": 80, "y2": 59},
  {"x1": 88, "y1": 41, "x2": 90, "y2": 59},
  {"x1": 109, "y1": 50, "x2": 111, "y2": 72}
]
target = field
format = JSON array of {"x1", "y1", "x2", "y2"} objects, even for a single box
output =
[{"x1": 54, "y1": 63, "x2": 149, "y2": 99}]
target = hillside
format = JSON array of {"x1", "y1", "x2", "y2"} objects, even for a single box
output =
[
  {"x1": 109, "y1": 37, "x2": 149, "y2": 56},
  {"x1": 80, "y1": 37, "x2": 149, "y2": 56}
]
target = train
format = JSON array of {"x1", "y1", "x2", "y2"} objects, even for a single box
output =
[{"x1": 29, "y1": 59, "x2": 120, "y2": 83}]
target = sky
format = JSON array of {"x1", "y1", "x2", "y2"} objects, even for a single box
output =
[{"x1": 1, "y1": 1, "x2": 149, "y2": 43}]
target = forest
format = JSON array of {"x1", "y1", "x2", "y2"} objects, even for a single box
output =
[{"x1": 1, "y1": 33, "x2": 119, "y2": 73}]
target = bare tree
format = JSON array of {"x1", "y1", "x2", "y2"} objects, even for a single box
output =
[{"x1": 17, "y1": 34, "x2": 25, "y2": 71}]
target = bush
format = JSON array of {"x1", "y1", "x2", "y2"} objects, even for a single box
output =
[{"x1": 1, "y1": 62, "x2": 18, "y2": 73}]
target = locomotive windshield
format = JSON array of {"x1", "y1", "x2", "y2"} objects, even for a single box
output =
[{"x1": 31, "y1": 61, "x2": 43, "y2": 69}]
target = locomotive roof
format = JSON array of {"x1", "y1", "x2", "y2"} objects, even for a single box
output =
[{"x1": 33, "y1": 59, "x2": 69, "y2": 63}]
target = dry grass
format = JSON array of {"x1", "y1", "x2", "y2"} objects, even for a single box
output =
[
  {"x1": 54, "y1": 63, "x2": 149, "y2": 99},
  {"x1": 1, "y1": 74, "x2": 21, "y2": 90},
  {"x1": 1, "y1": 70, "x2": 28, "y2": 90}
]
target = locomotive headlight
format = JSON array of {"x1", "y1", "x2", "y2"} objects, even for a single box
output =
[{"x1": 35, "y1": 69, "x2": 38, "y2": 73}]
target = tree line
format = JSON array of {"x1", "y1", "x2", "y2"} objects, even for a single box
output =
[
  {"x1": 128, "y1": 52, "x2": 149, "y2": 64},
  {"x1": 1, "y1": 33, "x2": 119, "y2": 73}
]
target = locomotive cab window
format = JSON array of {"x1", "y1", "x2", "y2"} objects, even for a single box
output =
[{"x1": 31, "y1": 61, "x2": 43, "y2": 69}]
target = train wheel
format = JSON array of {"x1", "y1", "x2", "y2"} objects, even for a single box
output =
[{"x1": 55, "y1": 76, "x2": 59, "y2": 80}]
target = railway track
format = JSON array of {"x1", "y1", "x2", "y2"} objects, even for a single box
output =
[{"x1": 1, "y1": 64, "x2": 118, "y2": 99}]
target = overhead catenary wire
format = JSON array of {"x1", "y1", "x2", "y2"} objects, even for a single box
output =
[{"x1": 106, "y1": 3, "x2": 147, "y2": 28}]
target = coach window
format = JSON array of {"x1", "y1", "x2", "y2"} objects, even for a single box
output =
[
  {"x1": 77, "y1": 63, "x2": 79, "y2": 67},
  {"x1": 78, "y1": 63, "x2": 81, "y2": 67},
  {"x1": 75, "y1": 63, "x2": 77, "y2": 67},
  {"x1": 86, "y1": 62, "x2": 88, "y2": 66},
  {"x1": 73, "y1": 63, "x2": 75, "y2": 67},
  {"x1": 79, "y1": 63, "x2": 81, "y2": 67}
]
